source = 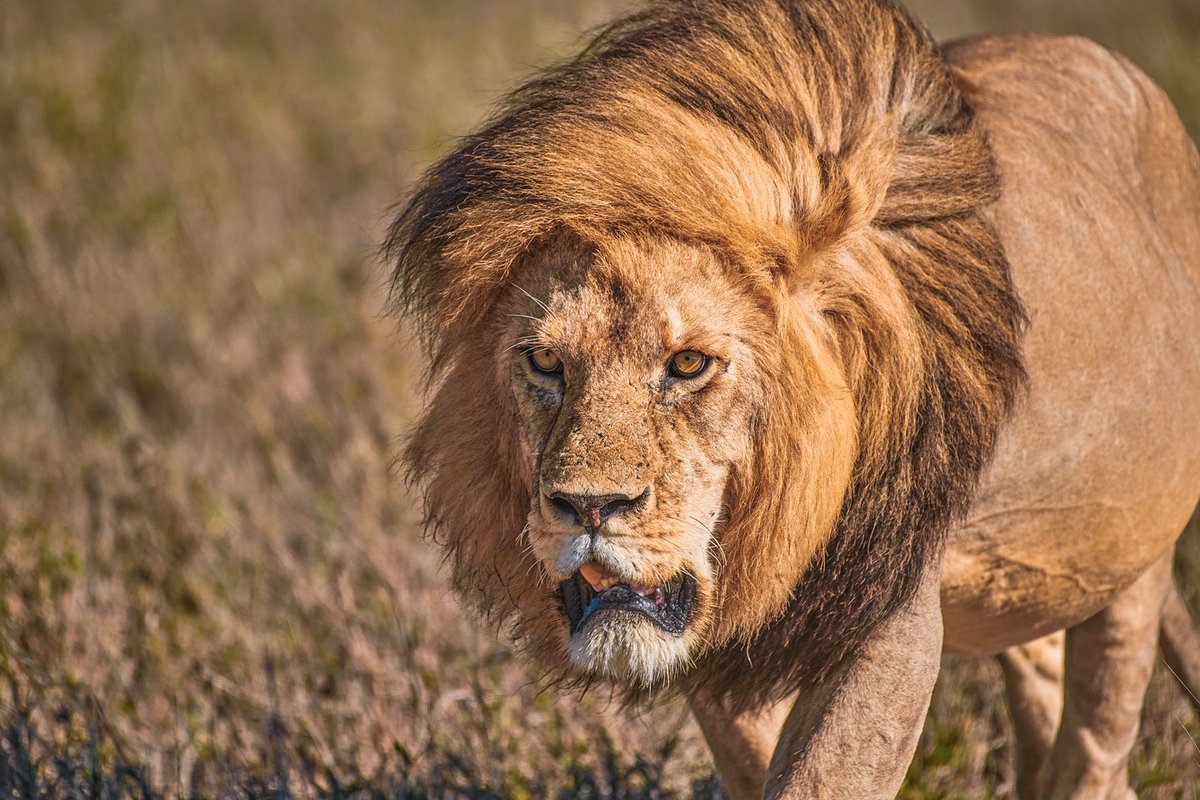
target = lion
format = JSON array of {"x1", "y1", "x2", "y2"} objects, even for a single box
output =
[{"x1": 385, "y1": 0, "x2": 1200, "y2": 797}]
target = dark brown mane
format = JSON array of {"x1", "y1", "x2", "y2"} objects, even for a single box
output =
[{"x1": 386, "y1": 0, "x2": 1026, "y2": 707}]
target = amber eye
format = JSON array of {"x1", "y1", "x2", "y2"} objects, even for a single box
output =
[
  {"x1": 669, "y1": 350, "x2": 708, "y2": 378},
  {"x1": 528, "y1": 348, "x2": 563, "y2": 375}
]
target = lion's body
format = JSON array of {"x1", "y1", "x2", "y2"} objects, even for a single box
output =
[
  {"x1": 388, "y1": 1, "x2": 1200, "y2": 797},
  {"x1": 941, "y1": 34, "x2": 1200, "y2": 655}
]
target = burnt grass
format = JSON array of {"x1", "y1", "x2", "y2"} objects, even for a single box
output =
[{"x1": 1, "y1": 0, "x2": 1198, "y2": 798}]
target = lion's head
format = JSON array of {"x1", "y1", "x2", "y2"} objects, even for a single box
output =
[
  {"x1": 387, "y1": 0, "x2": 1025, "y2": 702},
  {"x1": 493, "y1": 233, "x2": 860, "y2": 685}
]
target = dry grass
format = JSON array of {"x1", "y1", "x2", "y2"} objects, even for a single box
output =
[{"x1": 0, "y1": 0, "x2": 1196, "y2": 797}]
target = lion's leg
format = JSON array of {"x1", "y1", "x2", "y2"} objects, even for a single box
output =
[
  {"x1": 1160, "y1": 575, "x2": 1200, "y2": 713},
  {"x1": 997, "y1": 631, "x2": 1065, "y2": 800},
  {"x1": 762, "y1": 566, "x2": 943, "y2": 800},
  {"x1": 687, "y1": 690, "x2": 794, "y2": 800},
  {"x1": 1039, "y1": 551, "x2": 1173, "y2": 800}
]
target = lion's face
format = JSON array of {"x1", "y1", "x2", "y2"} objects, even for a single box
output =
[{"x1": 494, "y1": 235, "x2": 854, "y2": 686}]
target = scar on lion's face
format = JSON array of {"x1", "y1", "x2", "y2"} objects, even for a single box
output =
[{"x1": 492, "y1": 236, "x2": 770, "y2": 683}]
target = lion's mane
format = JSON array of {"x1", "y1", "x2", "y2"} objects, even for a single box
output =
[{"x1": 386, "y1": 0, "x2": 1026, "y2": 705}]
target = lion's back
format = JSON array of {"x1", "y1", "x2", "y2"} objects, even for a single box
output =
[{"x1": 940, "y1": 34, "x2": 1200, "y2": 655}]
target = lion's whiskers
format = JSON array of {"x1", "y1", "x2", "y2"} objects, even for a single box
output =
[
  {"x1": 679, "y1": 513, "x2": 727, "y2": 572},
  {"x1": 510, "y1": 282, "x2": 552, "y2": 316},
  {"x1": 503, "y1": 335, "x2": 543, "y2": 355},
  {"x1": 516, "y1": 526, "x2": 545, "y2": 579}
]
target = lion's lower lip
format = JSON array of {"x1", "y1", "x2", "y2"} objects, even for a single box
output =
[{"x1": 559, "y1": 571, "x2": 696, "y2": 636}]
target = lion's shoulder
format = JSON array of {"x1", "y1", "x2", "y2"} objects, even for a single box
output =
[
  {"x1": 948, "y1": 31, "x2": 1200, "y2": 289},
  {"x1": 946, "y1": 34, "x2": 1161, "y2": 154}
]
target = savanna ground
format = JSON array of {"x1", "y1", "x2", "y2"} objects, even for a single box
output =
[{"x1": 1, "y1": 0, "x2": 1198, "y2": 797}]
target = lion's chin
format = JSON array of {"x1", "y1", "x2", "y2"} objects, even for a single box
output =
[{"x1": 568, "y1": 613, "x2": 693, "y2": 687}]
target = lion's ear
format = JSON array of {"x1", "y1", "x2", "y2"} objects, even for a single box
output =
[
  {"x1": 842, "y1": 116, "x2": 902, "y2": 230},
  {"x1": 770, "y1": 117, "x2": 998, "y2": 292},
  {"x1": 765, "y1": 121, "x2": 898, "y2": 292},
  {"x1": 878, "y1": 127, "x2": 999, "y2": 225}
]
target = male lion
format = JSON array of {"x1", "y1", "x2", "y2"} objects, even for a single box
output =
[{"x1": 386, "y1": 0, "x2": 1200, "y2": 797}]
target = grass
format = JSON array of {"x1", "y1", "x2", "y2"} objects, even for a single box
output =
[{"x1": 0, "y1": 0, "x2": 1197, "y2": 796}]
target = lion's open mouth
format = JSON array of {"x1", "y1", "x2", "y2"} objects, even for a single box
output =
[{"x1": 559, "y1": 562, "x2": 696, "y2": 636}]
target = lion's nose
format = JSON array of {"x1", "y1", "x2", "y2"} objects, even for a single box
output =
[{"x1": 546, "y1": 489, "x2": 649, "y2": 528}]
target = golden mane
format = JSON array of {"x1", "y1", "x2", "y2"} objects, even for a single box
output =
[{"x1": 386, "y1": 0, "x2": 1026, "y2": 704}]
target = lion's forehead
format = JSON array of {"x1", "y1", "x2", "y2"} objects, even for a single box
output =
[{"x1": 530, "y1": 239, "x2": 755, "y2": 366}]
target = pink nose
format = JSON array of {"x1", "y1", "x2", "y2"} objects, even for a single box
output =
[{"x1": 545, "y1": 489, "x2": 649, "y2": 528}]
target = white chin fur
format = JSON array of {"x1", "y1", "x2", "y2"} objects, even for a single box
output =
[{"x1": 568, "y1": 612, "x2": 692, "y2": 687}]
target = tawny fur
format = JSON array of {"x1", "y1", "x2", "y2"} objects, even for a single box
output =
[{"x1": 386, "y1": 0, "x2": 1024, "y2": 703}]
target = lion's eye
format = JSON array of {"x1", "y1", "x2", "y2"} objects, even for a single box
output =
[
  {"x1": 668, "y1": 350, "x2": 708, "y2": 378},
  {"x1": 528, "y1": 348, "x2": 563, "y2": 375}
]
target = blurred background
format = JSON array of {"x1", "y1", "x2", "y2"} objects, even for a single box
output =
[{"x1": 1, "y1": 0, "x2": 1197, "y2": 797}]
